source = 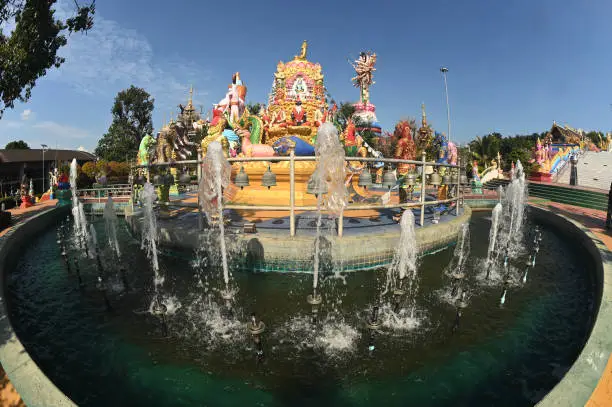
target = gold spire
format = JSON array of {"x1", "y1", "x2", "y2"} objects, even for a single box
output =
[
  {"x1": 421, "y1": 102, "x2": 427, "y2": 126},
  {"x1": 186, "y1": 85, "x2": 194, "y2": 111}
]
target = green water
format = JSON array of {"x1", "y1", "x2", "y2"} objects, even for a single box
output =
[{"x1": 6, "y1": 213, "x2": 596, "y2": 406}]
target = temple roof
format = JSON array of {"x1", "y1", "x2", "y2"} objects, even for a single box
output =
[{"x1": 0, "y1": 149, "x2": 95, "y2": 163}]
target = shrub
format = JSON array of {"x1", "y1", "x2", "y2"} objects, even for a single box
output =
[
  {"x1": 81, "y1": 161, "x2": 96, "y2": 178},
  {"x1": 0, "y1": 197, "x2": 17, "y2": 210}
]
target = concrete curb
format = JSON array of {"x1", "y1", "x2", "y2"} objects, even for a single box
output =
[
  {"x1": 532, "y1": 205, "x2": 612, "y2": 407},
  {"x1": 0, "y1": 205, "x2": 75, "y2": 407}
]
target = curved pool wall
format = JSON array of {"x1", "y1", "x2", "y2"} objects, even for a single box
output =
[
  {"x1": 126, "y1": 206, "x2": 472, "y2": 272},
  {"x1": 532, "y1": 204, "x2": 611, "y2": 407},
  {"x1": 0, "y1": 204, "x2": 75, "y2": 407},
  {"x1": 0, "y1": 203, "x2": 609, "y2": 406}
]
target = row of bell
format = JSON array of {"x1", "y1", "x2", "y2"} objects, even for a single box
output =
[
  {"x1": 234, "y1": 165, "x2": 277, "y2": 190},
  {"x1": 134, "y1": 172, "x2": 193, "y2": 186}
]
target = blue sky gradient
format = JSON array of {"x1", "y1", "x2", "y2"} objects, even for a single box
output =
[{"x1": 1, "y1": 0, "x2": 611, "y2": 151}]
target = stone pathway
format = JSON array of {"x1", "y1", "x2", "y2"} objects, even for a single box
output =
[{"x1": 555, "y1": 150, "x2": 612, "y2": 191}]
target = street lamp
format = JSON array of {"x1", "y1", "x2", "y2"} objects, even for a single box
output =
[
  {"x1": 440, "y1": 67, "x2": 451, "y2": 144},
  {"x1": 41, "y1": 144, "x2": 48, "y2": 193}
]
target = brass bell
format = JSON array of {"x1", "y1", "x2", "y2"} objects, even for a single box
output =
[
  {"x1": 382, "y1": 169, "x2": 397, "y2": 189},
  {"x1": 442, "y1": 174, "x2": 452, "y2": 185},
  {"x1": 429, "y1": 172, "x2": 441, "y2": 186},
  {"x1": 261, "y1": 165, "x2": 277, "y2": 189},
  {"x1": 234, "y1": 166, "x2": 250, "y2": 189},
  {"x1": 406, "y1": 172, "x2": 416, "y2": 186},
  {"x1": 179, "y1": 172, "x2": 191, "y2": 185},
  {"x1": 460, "y1": 174, "x2": 469, "y2": 185},
  {"x1": 164, "y1": 172, "x2": 175, "y2": 186},
  {"x1": 306, "y1": 172, "x2": 328, "y2": 196},
  {"x1": 152, "y1": 174, "x2": 162, "y2": 186},
  {"x1": 358, "y1": 167, "x2": 373, "y2": 189}
]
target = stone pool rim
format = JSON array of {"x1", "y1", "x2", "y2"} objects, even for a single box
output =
[{"x1": 0, "y1": 203, "x2": 608, "y2": 407}]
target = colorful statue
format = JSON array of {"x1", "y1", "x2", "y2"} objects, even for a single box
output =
[
  {"x1": 351, "y1": 52, "x2": 377, "y2": 104},
  {"x1": 265, "y1": 41, "x2": 327, "y2": 150},
  {"x1": 530, "y1": 137, "x2": 549, "y2": 172},
  {"x1": 290, "y1": 98, "x2": 309, "y2": 126},
  {"x1": 394, "y1": 121, "x2": 417, "y2": 176},
  {"x1": 341, "y1": 119, "x2": 358, "y2": 156},
  {"x1": 138, "y1": 133, "x2": 156, "y2": 166},
  {"x1": 433, "y1": 132, "x2": 457, "y2": 165},
  {"x1": 394, "y1": 120, "x2": 417, "y2": 205}
]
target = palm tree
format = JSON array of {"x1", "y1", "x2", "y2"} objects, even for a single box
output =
[{"x1": 469, "y1": 133, "x2": 501, "y2": 168}]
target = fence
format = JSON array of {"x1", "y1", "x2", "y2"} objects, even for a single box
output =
[{"x1": 130, "y1": 151, "x2": 465, "y2": 237}]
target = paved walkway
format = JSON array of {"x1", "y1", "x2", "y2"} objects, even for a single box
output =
[{"x1": 555, "y1": 150, "x2": 612, "y2": 191}]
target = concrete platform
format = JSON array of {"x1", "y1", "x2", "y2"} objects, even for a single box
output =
[{"x1": 127, "y1": 204, "x2": 471, "y2": 272}]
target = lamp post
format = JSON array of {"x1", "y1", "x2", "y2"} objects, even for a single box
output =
[
  {"x1": 440, "y1": 67, "x2": 451, "y2": 144},
  {"x1": 41, "y1": 144, "x2": 48, "y2": 194}
]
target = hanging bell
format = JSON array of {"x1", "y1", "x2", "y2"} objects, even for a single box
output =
[
  {"x1": 382, "y1": 169, "x2": 397, "y2": 189},
  {"x1": 152, "y1": 174, "x2": 162, "y2": 186},
  {"x1": 442, "y1": 174, "x2": 452, "y2": 185},
  {"x1": 164, "y1": 172, "x2": 175, "y2": 186},
  {"x1": 261, "y1": 165, "x2": 277, "y2": 189},
  {"x1": 179, "y1": 171, "x2": 191, "y2": 185},
  {"x1": 234, "y1": 166, "x2": 250, "y2": 189},
  {"x1": 406, "y1": 172, "x2": 416, "y2": 186},
  {"x1": 429, "y1": 172, "x2": 441, "y2": 186},
  {"x1": 135, "y1": 175, "x2": 146, "y2": 185},
  {"x1": 306, "y1": 173, "x2": 328, "y2": 196},
  {"x1": 358, "y1": 167, "x2": 373, "y2": 189},
  {"x1": 460, "y1": 174, "x2": 469, "y2": 185}
]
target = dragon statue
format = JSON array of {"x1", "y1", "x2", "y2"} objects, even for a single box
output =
[{"x1": 154, "y1": 120, "x2": 196, "y2": 163}]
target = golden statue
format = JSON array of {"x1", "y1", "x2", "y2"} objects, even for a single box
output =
[{"x1": 295, "y1": 40, "x2": 308, "y2": 60}]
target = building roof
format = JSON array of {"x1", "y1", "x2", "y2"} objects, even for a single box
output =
[{"x1": 0, "y1": 149, "x2": 96, "y2": 163}]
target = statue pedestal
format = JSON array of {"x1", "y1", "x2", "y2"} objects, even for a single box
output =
[
  {"x1": 471, "y1": 180, "x2": 483, "y2": 195},
  {"x1": 529, "y1": 172, "x2": 552, "y2": 182},
  {"x1": 227, "y1": 161, "x2": 320, "y2": 207}
]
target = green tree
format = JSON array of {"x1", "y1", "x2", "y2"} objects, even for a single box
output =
[
  {"x1": 469, "y1": 133, "x2": 501, "y2": 169},
  {"x1": 0, "y1": 0, "x2": 95, "y2": 117},
  {"x1": 246, "y1": 102, "x2": 262, "y2": 116},
  {"x1": 95, "y1": 86, "x2": 154, "y2": 161},
  {"x1": 4, "y1": 139, "x2": 29, "y2": 149}
]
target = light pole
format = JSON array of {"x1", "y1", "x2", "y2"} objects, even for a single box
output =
[
  {"x1": 440, "y1": 67, "x2": 451, "y2": 144},
  {"x1": 41, "y1": 144, "x2": 48, "y2": 193}
]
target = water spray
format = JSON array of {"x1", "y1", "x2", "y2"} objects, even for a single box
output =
[
  {"x1": 73, "y1": 258, "x2": 84, "y2": 288},
  {"x1": 307, "y1": 289, "x2": 323, "y2": 325},
  {"x1": 151, "y1": 295, "x2": 168, "y2": 336}
]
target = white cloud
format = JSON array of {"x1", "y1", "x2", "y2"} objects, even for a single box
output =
[
  {"x1": 47, "y1": 0, "x2": 212, "y2": 111},
  {"x1": 2, "y1": 120, "x2": 24, "y2": 129},
  {"x1": 77, "y1": 146, "x2": 88, "y2": 152},
  {"x1": 20, "y1": 109, "x2": 33, "y2": 121},
  {"x1": 32, "y1": 121, "x2": 91, "y2": 139}
]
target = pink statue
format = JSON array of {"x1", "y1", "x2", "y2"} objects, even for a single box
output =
[
  {"x1": 238, "y1": 129, "x2": 275, "y2": 157},
  {"x1": 447, "y1": 141, "x2": 458, "y2": 165},
  {"x1": 227, "y1": 85, "x2": 242, "y2": 123}
]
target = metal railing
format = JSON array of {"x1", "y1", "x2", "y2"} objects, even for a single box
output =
[
  {"x1": 131, "y1": 151, "x2": 464, "y2": 237},
  {"x1": 77, "y1": 184, "x2": 132, "y2": 203}
]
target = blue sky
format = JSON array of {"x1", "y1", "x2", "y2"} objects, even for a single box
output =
[{"x1": 1, "y1": 0, "x2": 612, "y2": 152}]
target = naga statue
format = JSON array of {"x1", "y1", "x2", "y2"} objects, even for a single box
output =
[
  {"x1": 154, "y1": 119, "x2": 196, "y2": 163},
  {"x1": 138, "y1": 134, "x2": 156, "y2": 166}
]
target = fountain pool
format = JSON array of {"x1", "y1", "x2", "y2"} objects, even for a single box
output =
[{"x1": 6, "y1": 212, "x2": 596, "y2": 407}]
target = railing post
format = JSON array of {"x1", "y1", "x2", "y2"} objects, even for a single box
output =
[
  {"x1": 289, "y1": 150, "x2": 296, "y2": 237},
  {"x1": 420, "y1": 151, "x2": 426, "y2": 227}
]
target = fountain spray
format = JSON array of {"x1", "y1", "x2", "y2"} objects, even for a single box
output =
[
  {"x1": 198, "y1": 141, "x2": 232, "y2": 301},
  {"x1": 485, "y1": 203, "x2": 502, "y2": 279},
  {"x1": 104, "y1": 196, "x2": 121, "y2": 258},
  {"x1": 384, "y1": 209, "x2": 419, "y2": 317},
  {"x1": 309, "y1": 123, "x2": 347, "y2": 310}
]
